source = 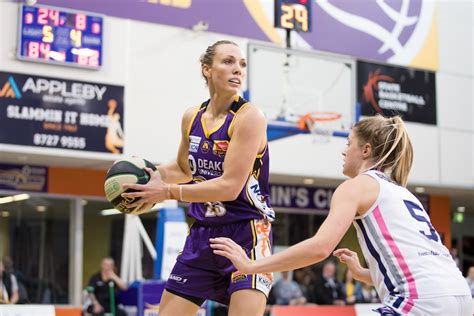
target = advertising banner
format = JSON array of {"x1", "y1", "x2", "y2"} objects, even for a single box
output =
[
  {"x1": 0, "y1": 71, "x2": 125, "y2": 153},
  {"x1": 0, "y1": 163, "x2": 48, "y2": 192},
  {"x1": 357, "y1": 60, "x2": 436, "y2": 125},
  {"x1": 39, "y1": 0, "x2": 438, "y2": 70}
]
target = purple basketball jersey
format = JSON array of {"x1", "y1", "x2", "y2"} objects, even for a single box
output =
[{"x1": 186, "y1": 95, "x2": 275, "y2": 225}]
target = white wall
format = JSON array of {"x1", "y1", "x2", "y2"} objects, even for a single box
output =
[
  {"x1": 0, "y1": 1, "x2": 472, "y2": 189},
  {"x1": 436, "y1": 0, "x2": 473, "y2": 187}
]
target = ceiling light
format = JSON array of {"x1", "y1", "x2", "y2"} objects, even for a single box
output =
[
  {"x1": 81, "y1": 200, "x2": 88, "y2": 206},
  {"x1": 303, "y1": 178, "x2": 315, "y2": 185},
  {"x1": 414, "y1": 187, "x2": 425, "y2": 193},
  {"x1": 36, "y1": 205, "x2": 47, "y2": 212},
  {"x1": 1, "y1": 211, "x2": 9, "y2": 218},
  {"x1": 100, "y1": 209, "x2": 122, "y2": 216},
  {"x1": 0, "y1": 194, "x2": 30, "y2": 204}
]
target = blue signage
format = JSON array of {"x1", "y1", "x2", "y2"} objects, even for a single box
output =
[{"x1": 18, "y1": 4, "x2": 103, "y2": 69}]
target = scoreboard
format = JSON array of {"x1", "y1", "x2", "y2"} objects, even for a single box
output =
[
  {"x1": 17, "y1": 4, "x2": 103, "y2": 69},
  {"x1": 274, "y1": 0, "x2": 312, "y2": 32}
]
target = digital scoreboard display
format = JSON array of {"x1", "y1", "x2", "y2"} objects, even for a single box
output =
[
  {"x1": 274, "y1": 0, "x2": 312, "y2": 32},
  {"x1": 17, "y1": 4, "x2": 103, "y2": 69}
]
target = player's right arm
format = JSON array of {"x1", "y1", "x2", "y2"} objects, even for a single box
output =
[{"x1": 156, "y1": 107, "x2": 196, "y2": 184}]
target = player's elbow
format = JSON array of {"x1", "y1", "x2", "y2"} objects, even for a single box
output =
[
  {"x1": 308, "y1": 238, "x2": 333, "y2": 262},
  {"x1": 218, "y1": 179, "x2": 242, "y2": 201}
]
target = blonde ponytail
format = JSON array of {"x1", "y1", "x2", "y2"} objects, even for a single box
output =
[{"x1": 354, "y1": 115, "x2": 413, "y2": 186}]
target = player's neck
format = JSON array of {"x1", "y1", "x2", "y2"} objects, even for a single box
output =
[
  {"x1": 358, "y1": 160, "x2": 377, "y2": 175},
  {"x1": 207, "y1": 93, "x2": 235, "y2": 117}
]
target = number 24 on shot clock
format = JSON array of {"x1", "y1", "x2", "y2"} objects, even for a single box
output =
[
  {"x1": 274, "y1": 0, "x2": 312, "y2": 32},
  {"x1": 17, "y1": 4, "x2": 103, "y2": 69}
]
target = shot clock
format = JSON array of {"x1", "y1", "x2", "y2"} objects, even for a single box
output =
[
  {"x1": 274, "y1": 0, "x2": 312, "y2": 32},
  {"x1": 17, "y1": 4, "x2": 103, "y2": 69}
]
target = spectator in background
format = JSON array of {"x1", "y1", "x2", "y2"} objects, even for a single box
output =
[
  {"x1": 272, "y1": 271, "x2": 307, "y2": 306},
  {"x1": 294, "y1": 267, "x2": 316, "y2": 304},
  {"x1": 342, "y1": 269, "x2": 363, "y2": 305},
  {"x1": 86, "y1": 257, "x2": 127, "y2": 316},
  {"x1": 314, "y1": 261, "x2": 345, "y2": 305},
  {"x1": 0, "y1": 260, "x2": 18, "y2": 304},
  {"x1": 360, "y1": 283, "x2": 379, "y2": 304},
  {"x1": 465, "y1": 266, "x2": 474, "y2": 298},
  {"x1": 2, "y1": 256, "x2": 29, "y2": 304},
  {"x1": 450, "y1": 247, "x2": 461, "y2": 270}
]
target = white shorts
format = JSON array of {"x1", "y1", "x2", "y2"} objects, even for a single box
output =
[{"x1": 377, "y1": 295, "x2": 473, "y2": 315}]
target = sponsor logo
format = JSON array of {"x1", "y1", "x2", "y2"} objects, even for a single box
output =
[
  {"x1": 255, "y1": 221, "x2": 272, "y2": 257},
  {"x1": 169, "y1": 274, "x2": 188, "y2": 284},
  {"x1": 197, "y1": 158, "x2": 223, "y2": 177},
  {"x1": 363, "y1": 70, "x2": 425, "y2": 113},
  {"x1": 188, "y1": 154, "x2": 197, "y2": 174},
  {"x1": 213, "y1": 140, "x2": 229, "y2": 156},
  {"x1": 231, "y1": 271, "x2": 248, "y2": 283},
  {"x1": 22, "y1": 77, "x2": 107, "y2": 101},
  {"x1": 201, "y1": 140, "x2": 210, "y2": 153},
  {"x1": 0, "y1": 76, "x2": 22, "y2": 99},
  {"x1": 256, "y1": 274, "x2": 272, "y2": 291},
  {"x1": 189, "y1": 135, "x2": 201, "y2": 153}
]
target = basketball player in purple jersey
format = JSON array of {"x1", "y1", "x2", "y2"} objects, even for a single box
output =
[
  {"x1": 211, "y1": 115, "x2": 472, "y2": 315},
  {"x1": 122, "y1": 40, "x2": 275, "y2": 315}
]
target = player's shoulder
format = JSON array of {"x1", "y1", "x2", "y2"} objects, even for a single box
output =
[
  {"x1": 234, "y1": 100, "x2": 266, "y2": 122},
  {"x1": 181, "y1": 104, "x2": 202, "y2": 124},
  {"x1": 336, "y1": 174, "x2": 379, "y2": 197}
]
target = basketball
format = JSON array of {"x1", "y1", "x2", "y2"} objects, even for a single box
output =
[{"x1": 104, "y1": 157, "x2": 157, "y2": 215}]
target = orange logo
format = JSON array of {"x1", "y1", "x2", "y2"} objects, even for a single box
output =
[
  {"x1": 0, "y1": 76, "x2": 22, "y2": 99},
  {"x1": 213, "y1": 140, "x2": 229, "y2": 156},
  {"x1": 363, "y1": 69, "x2": 394, "y2": 113},
  {"x1": 256, "y1": 221, "x2": 271, "y2": 257}
]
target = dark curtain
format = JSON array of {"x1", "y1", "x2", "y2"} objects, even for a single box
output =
[{"x1": 10, "y1": 218, "x2": 69, "y2": 303}]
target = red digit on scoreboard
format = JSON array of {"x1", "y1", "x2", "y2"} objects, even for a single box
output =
[
  {"x1": 25, "y1": 13, "x2": 34, "y2": 24},
  {"x1": 89, "y1": 50, "x2": 99, "y2": 67},
  {"x1": 92, "y1": 22, "x2": 101, "y2": 34},
  {"x1": 39, "y1": 43, "x2": 51, "y2": 59},
  {"x1": 75, "y1": 14, "x2": 86, "y2": 30},
  {"x1": 38, "y1": 8, "x2": 48, "y2": 25},
  {"x1": 48, "y1": 10, "x2": 60, "y2": 26},
  {"x1": 27, "y1": 42, "x2": 40, "y2": 58}
]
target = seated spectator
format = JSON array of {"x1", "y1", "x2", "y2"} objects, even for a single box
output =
[
  {"x1": 86, "y1": 257, "x2": 127, "y2": 316},
  {"x1": 272, "y1": 270, "x2": 307, "y2": 306},
  {"x1": 0, "y1": 260, "x2": 18, "y2": 304},
  {"x1": 2, "y1": 256, "x2": 29, "y2": 304},
  {"x1": 294, "y1": 267, "x2": 316, "y2": 304},
  {"x1": 465, "y1": 266, "x2": 474, "y2": 298},
  {"x1": 313, "y1": 261, "x2": 345, "y2": 305},
  {"x1": 342, "y1": 269, "x2": 363, "y2": 304}
]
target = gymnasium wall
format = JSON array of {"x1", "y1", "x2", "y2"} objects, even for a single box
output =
[{"x1": 0, "y1": 2, "x2": 472, "y2": 189}]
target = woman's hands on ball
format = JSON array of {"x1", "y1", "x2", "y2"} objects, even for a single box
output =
[{"x1": 121, "y1": 168, "x2": 169, "y2": 209}]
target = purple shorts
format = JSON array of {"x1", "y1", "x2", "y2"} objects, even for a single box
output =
[{"x1": 165, "y1": 218, "x2": 273, "y2": 305}]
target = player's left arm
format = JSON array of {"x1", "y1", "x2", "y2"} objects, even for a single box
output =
[
  {"x1": 121, "y1": 105, "x2": 265, "y2": 204},
  {"x1": 211, "y1": 178, "x2": 361, "y2": 273}
]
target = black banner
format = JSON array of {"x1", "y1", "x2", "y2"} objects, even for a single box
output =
[
  {"x1": 357, "y1": 61, "x2": 436, "y2": 125},
  {"x1": 0, "y1": 71, "x2": 124, "y2": 153}
]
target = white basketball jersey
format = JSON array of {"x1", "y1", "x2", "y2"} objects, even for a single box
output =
[{"x1": 353, "y1": 170, "x2": 470, "y2": 314}]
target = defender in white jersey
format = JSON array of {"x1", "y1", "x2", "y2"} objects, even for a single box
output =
[{"x1": 211, "y1": 115, "x2": 472, "y2": 315}]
